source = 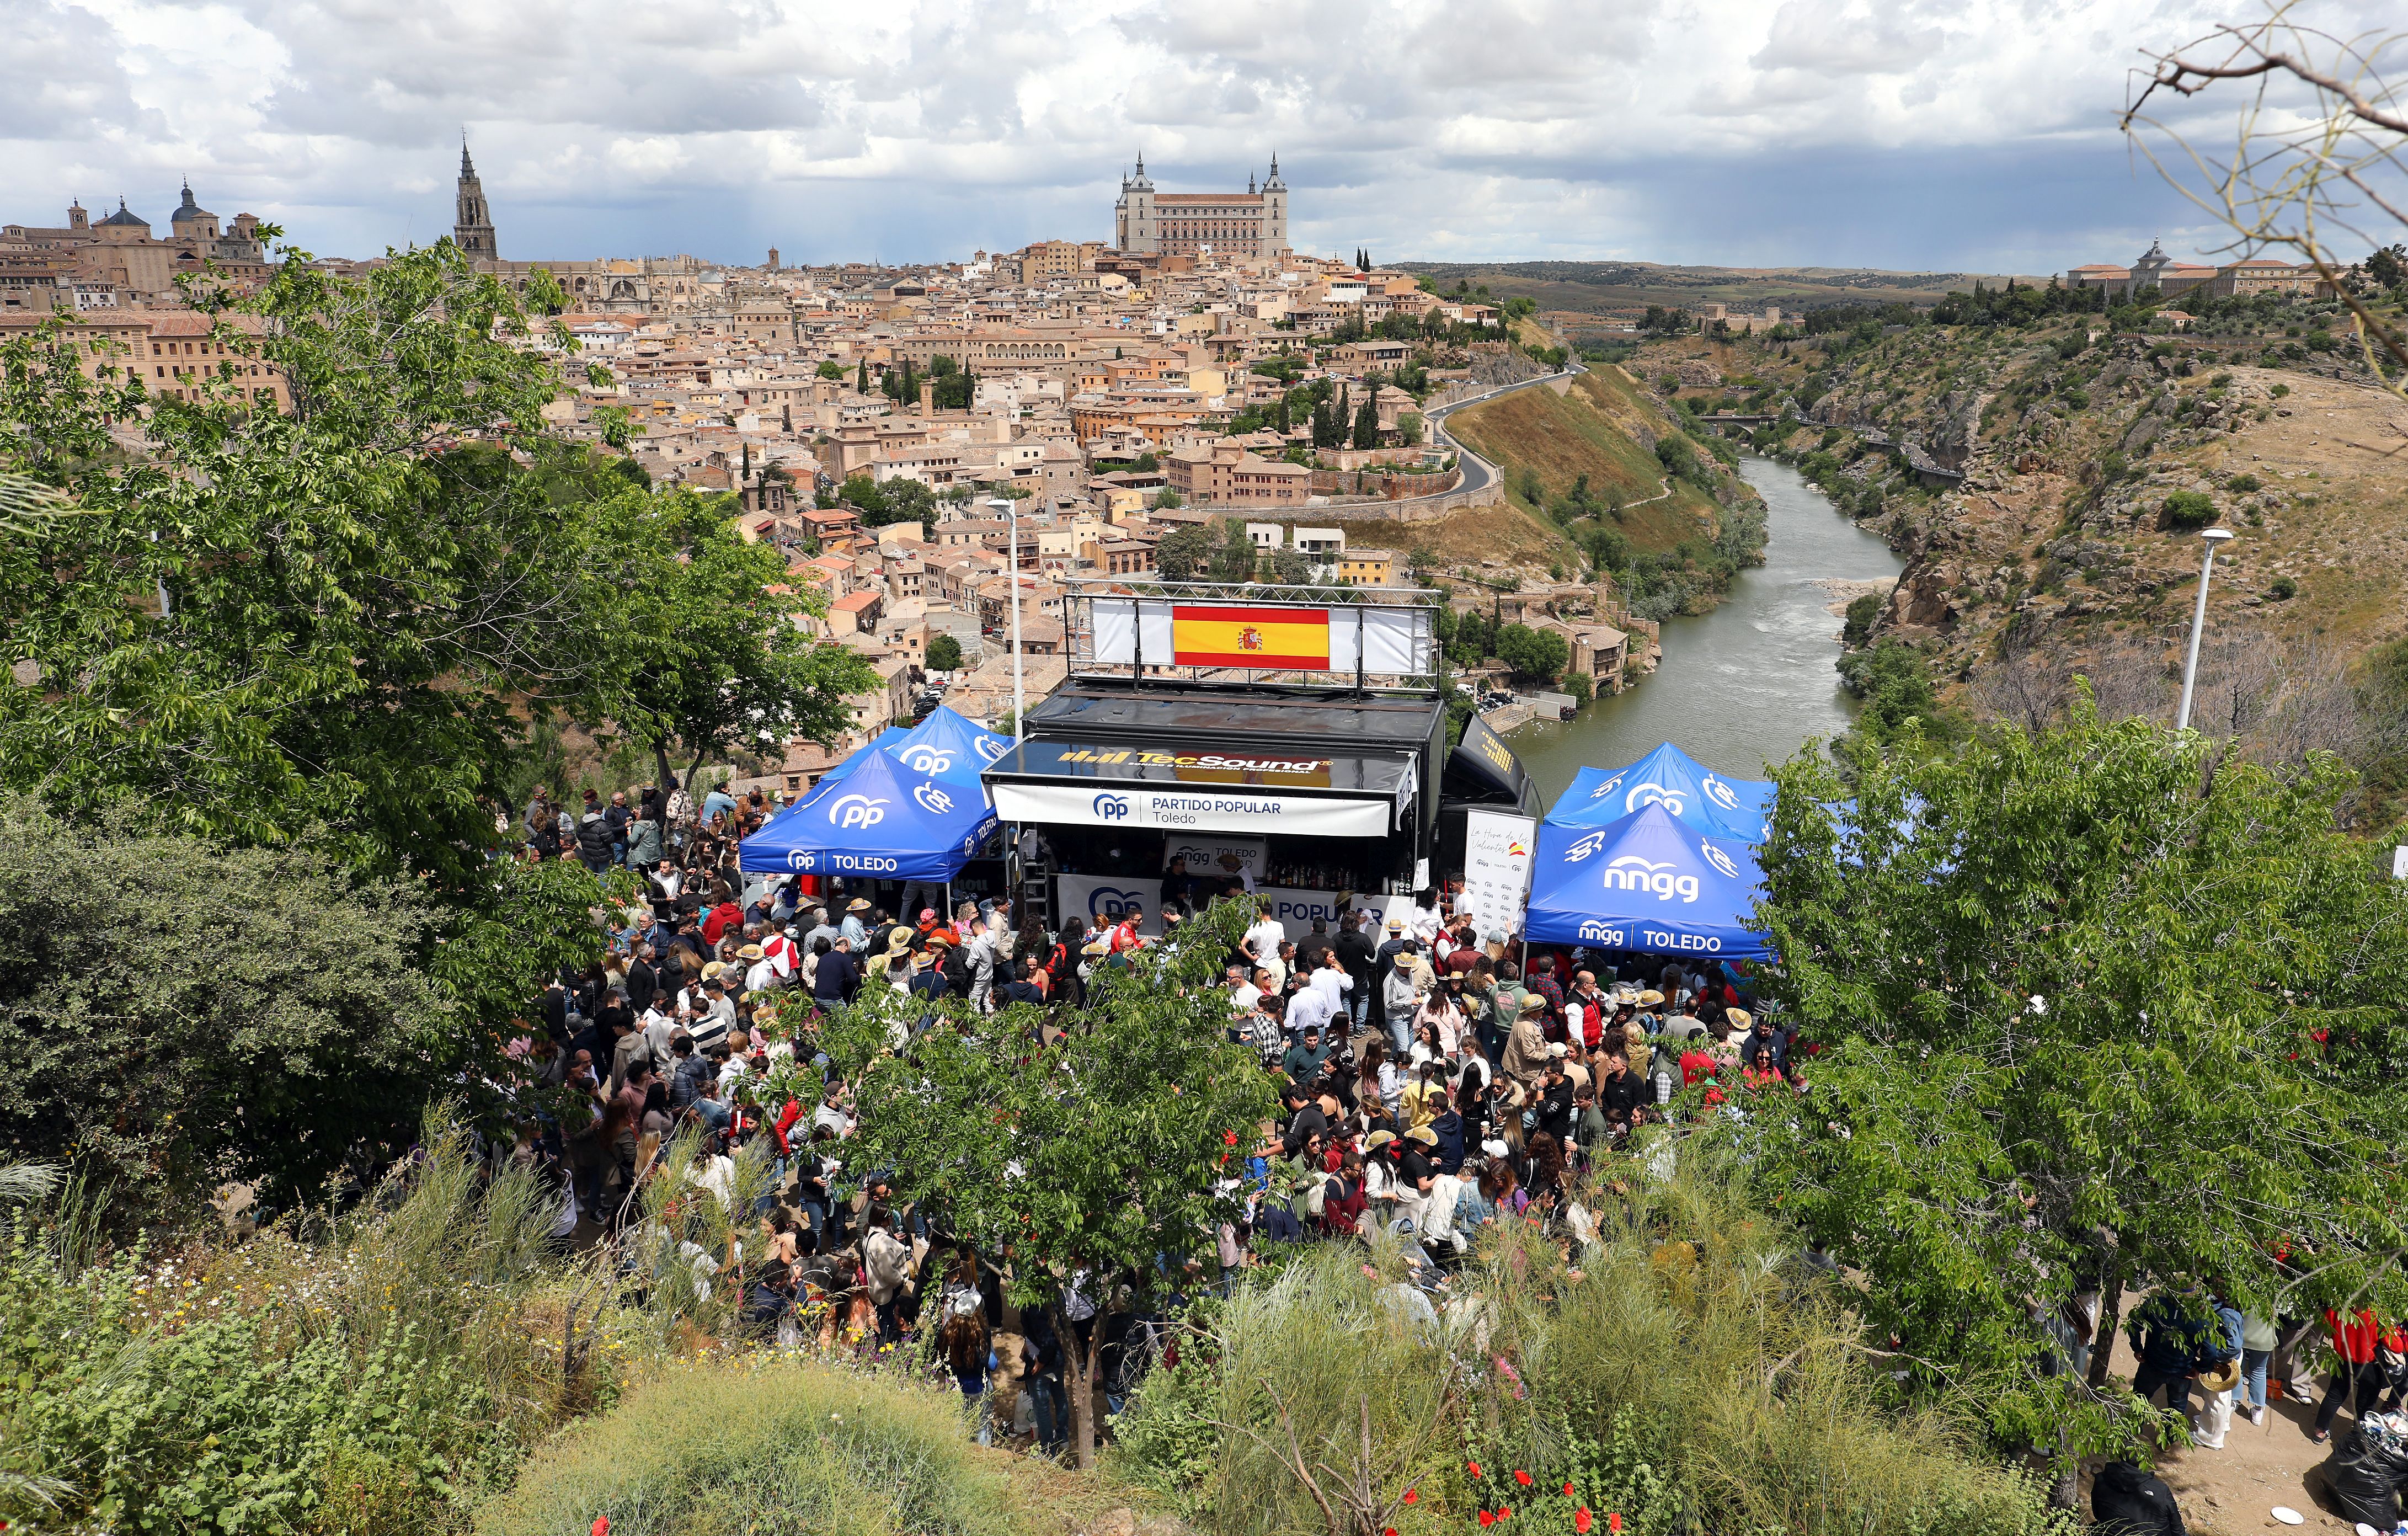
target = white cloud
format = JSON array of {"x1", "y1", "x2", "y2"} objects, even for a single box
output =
[{"x1": 0, "y1": 0, "x2": 2390, "y2": 269}]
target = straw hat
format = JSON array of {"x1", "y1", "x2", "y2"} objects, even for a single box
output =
[
  {"x1": 846, "y1": 898, "x2": 871, "y2": 913},
  {"x1": 1638, "y1": 989, "x2": 1664, "y2": 1005},
  {"x1": 1362, "y1": 1129, "x2": 1397, "y2": 1151},
  {"x1": 1726, "y1": 1008, "x2": 1754, "y2": 1029},
  {"x1": 737, "y1": 943, "x2": 766, "y2": 960},
  {"x1": 1404, "y1": 1125, "x2": 1439, "y2": 1146}
]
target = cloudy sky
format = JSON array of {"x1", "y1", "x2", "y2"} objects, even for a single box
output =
[{"x1": 4, "y1": 0, "x2": 2385, "y2": 274}]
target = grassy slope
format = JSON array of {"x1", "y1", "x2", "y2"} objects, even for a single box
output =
[{"x1": 1446, "y1": 369, "x2": 1724, "y2": 552}]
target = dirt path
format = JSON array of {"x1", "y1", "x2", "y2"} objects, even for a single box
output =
[{"x1": 2095, "y1": 1325, "x2": 2358, "y2": 1535}]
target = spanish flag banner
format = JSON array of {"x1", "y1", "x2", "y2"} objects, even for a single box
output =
[{"x1": 1170, "y1": 604, "x2": 1331, "y2": 669}]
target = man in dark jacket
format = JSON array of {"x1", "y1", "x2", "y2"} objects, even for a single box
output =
[
  {"x1": 1334, "y1": 911, "x2": 1378, "y2": 1032},
  {"x1": 574, "y1": 799, "x2": 616, "y2": 873},
  {"x1": 813, "y1": 937, "x2": 859, "y2": 1006},
  {"x1": 1427, "y1": 1104, "x2": 1467, "y2": 1174}
]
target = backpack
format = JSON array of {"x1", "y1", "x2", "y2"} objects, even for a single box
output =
[{"x1": 2092, "y1": 1462, "x2": 2185, "y2": 1536}]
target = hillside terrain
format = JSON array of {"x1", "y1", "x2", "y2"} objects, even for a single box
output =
[
  {"x1": 1440, "y1": 364, "x2": 1770, "y2": 617},
  {"x1": 1616, "y1": 283, "x2": 2408, "y2": 814},
  {"x1": 1398, "y1": 259, "x2": 2037, "y2": 315}
]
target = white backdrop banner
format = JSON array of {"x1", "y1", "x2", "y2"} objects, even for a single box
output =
[
  {"x1": 992, "y1": 781, "x2": 1389, "y2": 837},
  {"x1": 1460, "y1": 808, "x2": 1537, "y2": 939},
  {"x1": 1059, "y1": 872, "x2": 1413, "y2": 941},
  {"x1": 1088, "y1": 599, "x2": 1175, "y2": 665},
  {"x1": 1163, "y1": 834, "x2": 1267, "y2": 884}
]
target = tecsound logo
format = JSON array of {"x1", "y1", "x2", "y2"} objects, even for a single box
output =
[
  {"x1": 1093, "y1": 793, "x2": 1130, "y2": 822},
  {"x1": 1601, "y1": 855, "x2": 1700, "y2": 903},
  {"x1": 827, "y1": 793, "x2": 887, "y2": 829}
]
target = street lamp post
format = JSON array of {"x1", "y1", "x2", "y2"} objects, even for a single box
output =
[
  {"x1": 2174, "y1": 527, "x2": 2237, "y2": 732},
  {"x1": 987, "y1": 497, "x2": 1025, "y2": 740}
]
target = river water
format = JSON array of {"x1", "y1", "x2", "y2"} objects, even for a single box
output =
[{"x1": 1508, "y1": 458, "x2": 1907, "y2": 802}]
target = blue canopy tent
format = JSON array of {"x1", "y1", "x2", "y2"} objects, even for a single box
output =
[
  {"x1": 1549, "y1": 742, "x2": 1775, "y2": 844},
  {"x1": 1521, "y1": 802, "x2": 1774, "y2": 959},
  {"x1": 883, "y1": 705, "x2": 1011, "y2": 800},
  {"x1": 739, "y1": 745, "x2": 999, "y2": 880}
]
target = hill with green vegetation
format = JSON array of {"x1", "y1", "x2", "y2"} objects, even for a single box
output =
[
  {"x1": 1398, "y1": 260, "x2": 2040, "y2": 317},
  {"x1": 1442, "y1": 366, "x2": 1768, "y2": 619},
  {"x1": 1621, "y1": 275, "x2": 2408, "y2": 822}
]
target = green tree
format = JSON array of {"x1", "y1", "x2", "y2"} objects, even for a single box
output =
[
  {"x1": 613, "y1": 490, "x2": 877, "y2": 795},
  {"x1": 1397, "y1": 410, "x2": 1423, "y2": 445},
  {"x1": 1841, "y1": 591, "x2": 1885, "y2": 648},
  {"x1": 1836, "y1": 640, "x2": 1941, "y2": 742},
  {"x1": 923, "y1": 633, "x2": 963, "y2": 672},
  {"x1": 1155, "y1": 522, "x2": 1214, "y2": 582},
  {"x1": 855, "y1": 358, "x2": 869, "y2": 394},
  {"x1": 817, "y1": 359, "x2": 846, "y2": 380},
  {"x1": 1493, "y1": 622, "x2": 1569, "y2": 682},
  {"x1": 1133, "y1": 450, "x2": 1160, "y2": 473},
  {"x1": 2161, "y1": 490, "x2": 2219, "y2": 529},
  {"x1": 0, "y1": 244, "x2": 662, "y2": 892},
  {"x1": 0, "y1": 793, "x2": 608, "y2": 1218},
  {"x1": 1270, "y1": 546, "x2": 1314, "y2": 585},
  {"x1": 821, "y1": 900, "x2": 1275, "y2": 1469},
  {"x1": 1210, "y1": 518, "x2": 1259, "y2": 581},
  {"x1": 1749, "y1": 704, "x2": 2408, "y2": 1476},
  {"x1": 1352, "y1": 391, "x2": 1380, "y2": 449}
]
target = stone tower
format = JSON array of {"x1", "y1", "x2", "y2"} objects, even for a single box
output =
[
  {"x1": 1114, "y1": 153, "x2": 1157, "y2": 254},
  {"x1": 453, "y1": 140, "x2": 498, "y2": 260},
  {"x1": 1262, "y1": 153, "x2": 1288, "y2": 252}
]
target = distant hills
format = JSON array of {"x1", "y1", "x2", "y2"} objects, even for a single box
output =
[{"x1": 1393, "y1": 260, "x2": 2044, "y2": 314}]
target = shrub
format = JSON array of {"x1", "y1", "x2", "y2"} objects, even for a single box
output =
[
  {"x1": 2225, "y1": 473, "x2": 2261, "y2": 493},
  {"x1": 1843, "y1": 591, "x2": 1886, "y2": 649},
  {"x1": 2161, "y1": 490, "x2": 2219, "y2": 529},
  {"x1": 478, "y1": 1358, "x2": 1013, "y2": 1536},
  {"x1": 2, "y1": 1119, "x2": 616, "y2": 1534},
  {"x1": 2269, "y1": 576, "x2": 2298, "y2": 600}
]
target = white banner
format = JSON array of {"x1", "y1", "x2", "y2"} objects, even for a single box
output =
[
  {"x1": 1059, "y1": 872, "x2": 1413, "y2": 941},
  {"x1": 1088, "y1": 598, "x2": 1174, "y2": 665},
  {"x1": 992, "y1": 780, "x2": 1390, "y2": 837},
  {"x1": 1460, "y1": 808, "x2": 1537, "y2": 940}
]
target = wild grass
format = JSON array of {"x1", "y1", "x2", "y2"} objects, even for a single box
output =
[
  {"x1": 1114, "y1": 1149, "x2": 2073, "y2": 1536},
  {"x1": 475, "y1": 1357, "x2": 1013, "y2": 1536}
]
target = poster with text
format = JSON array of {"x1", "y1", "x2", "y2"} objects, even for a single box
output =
[{"x1": 1461, "y1": 808, "x2": 1537, "y2": 940}]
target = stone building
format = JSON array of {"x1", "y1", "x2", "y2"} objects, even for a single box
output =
[
  {"x1": 1113, "y1": 155, "x2": 1289, "y2": 259},
  {"x1": 442, "y1": 143, "x2": 702, "y2": 313}
]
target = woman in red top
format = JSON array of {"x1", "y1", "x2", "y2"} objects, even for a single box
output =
[{"x1": 2312, "y1": 1307, "x2": 2406, "y2": 1441}]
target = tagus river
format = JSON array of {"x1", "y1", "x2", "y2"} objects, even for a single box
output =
[{"x1": 1507, "y1": 458, "x2": 1908, "y2": 802}]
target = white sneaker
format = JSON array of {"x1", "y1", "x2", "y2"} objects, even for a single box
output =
[{"x1": 2249, "y1": 1406, "x2": 2267, "y2": 1425}]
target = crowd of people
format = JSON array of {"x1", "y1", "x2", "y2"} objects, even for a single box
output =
[{"x1": 492, "y1": 777, "x2": 2407, "y2": 1466}]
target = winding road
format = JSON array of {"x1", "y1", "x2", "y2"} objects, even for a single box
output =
[{"x1": 1418, "y1": 358, "x2": 1589, "y2": 499}]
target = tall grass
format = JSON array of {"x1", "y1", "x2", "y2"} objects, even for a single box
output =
[
  {"x1": 1114, "y1": 1149, "x2": 2073, "y2": 1536},
  {"x1": 476, "y1": 1358, "x2": 1012, "y2": 1536}
]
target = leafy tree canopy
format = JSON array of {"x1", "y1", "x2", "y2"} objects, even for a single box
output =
[{"x1": 1749, "y1": 703, "x2": 2408, "y2": 1468}]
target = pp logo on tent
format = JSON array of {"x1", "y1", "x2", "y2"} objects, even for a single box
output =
[
  {"x1": 786, "y1": 850, "x2": 818, "y2": 872},
  {"x1": 912, "y1": 781, "x2": 954, "y2": 815},
  {"x1": 974, "y1": 737, "x2": 1008, "y2": 764},
  {"x1": 1601, "y1": 855, "x2": 1700, "y2": 903},
  {"x1": 1588, "y1": 772, "x2": 1626, "y2": 801},
  {"x1": 1093, "y1": 793, "x2": 1130, "y2": 822},
  {"x1": 1702, "y1": 774, "x2": 1742, "y2": 813},
  {"x1": 827, "y1": 793, "x2": 888, "y2": 829},
  {"x1": 1577, "y1": 920, "x2": 1627, "y2": 944},
  {"x1": 901, "y1": 746, "x2": 954, "y2": 775},
  {"x1": 1088, "y1": 886, "x2": 1142, "y2": 919},
  {"x1": 1625, "y1": 781, "x2": 1685, "y2": 815},
  {"x1": 1563, "y1": 831, "x2": 1610, "y2": 863},
  {"x1": 1700, "y1": 840, "x2": 1740, "y2": 879}
]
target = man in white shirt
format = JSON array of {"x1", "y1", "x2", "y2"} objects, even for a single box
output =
[
  {"x1": 1284, "y1": 980, "x2": 1334, "y2": 1039},
  {"x1": 1407, "y1": 890, "x2": 1444, "y2": 945},
  {"x1": 1306, "y1": 952, "x2": 1353, "y2": 1009},
  {"x1": 1231, "y1": 967, "x2": 1268, "y2": 1018}
]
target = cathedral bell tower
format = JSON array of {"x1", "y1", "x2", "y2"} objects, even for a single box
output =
[{"x1": 453, "y1": 140, "x2": 498, "y2": 260}]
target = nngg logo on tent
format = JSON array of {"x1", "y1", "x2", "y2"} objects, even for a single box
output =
[{"x1": 1601, "y1": 855, "x2": 1699, "y2": 903}]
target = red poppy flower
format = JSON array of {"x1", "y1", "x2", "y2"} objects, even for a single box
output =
[
  {"x1": 1499, "y1": 1508, "x2": 1513, "y2": 1520},
  {"x1": 1468, "y1": 1462, "x2": 1483, "y2": 1478},
  {"x1": 1514, "y1": 1469, "x2": 1534, "y2": 1487},
  {"x1": 1224, "y1": 1130, "x2": 1238, "y2": 1145},
  {"x1": 1480, "y1": 1513, "x2": 1497, "y2": 1529},
  {"x1": 1384, "y1": 1529, "x2": 1397, "y2": 1536},
  {"x1": 1563, "y1": 1482, "x2": 1576, "y2": 1497},
  {"x1": 591, "y1": 1521, "x2": 610, "y2": 1536},
  {"x1": 1576, "y1": 1511, "x2": 1593, "y2": 1535},
  {"x1": 1403, "y1": 1490, "x2": 1418, "y2": 1505},
  {"x1": 1610, "y1": 1515, "x2": 1622, "y2": 1533}
]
